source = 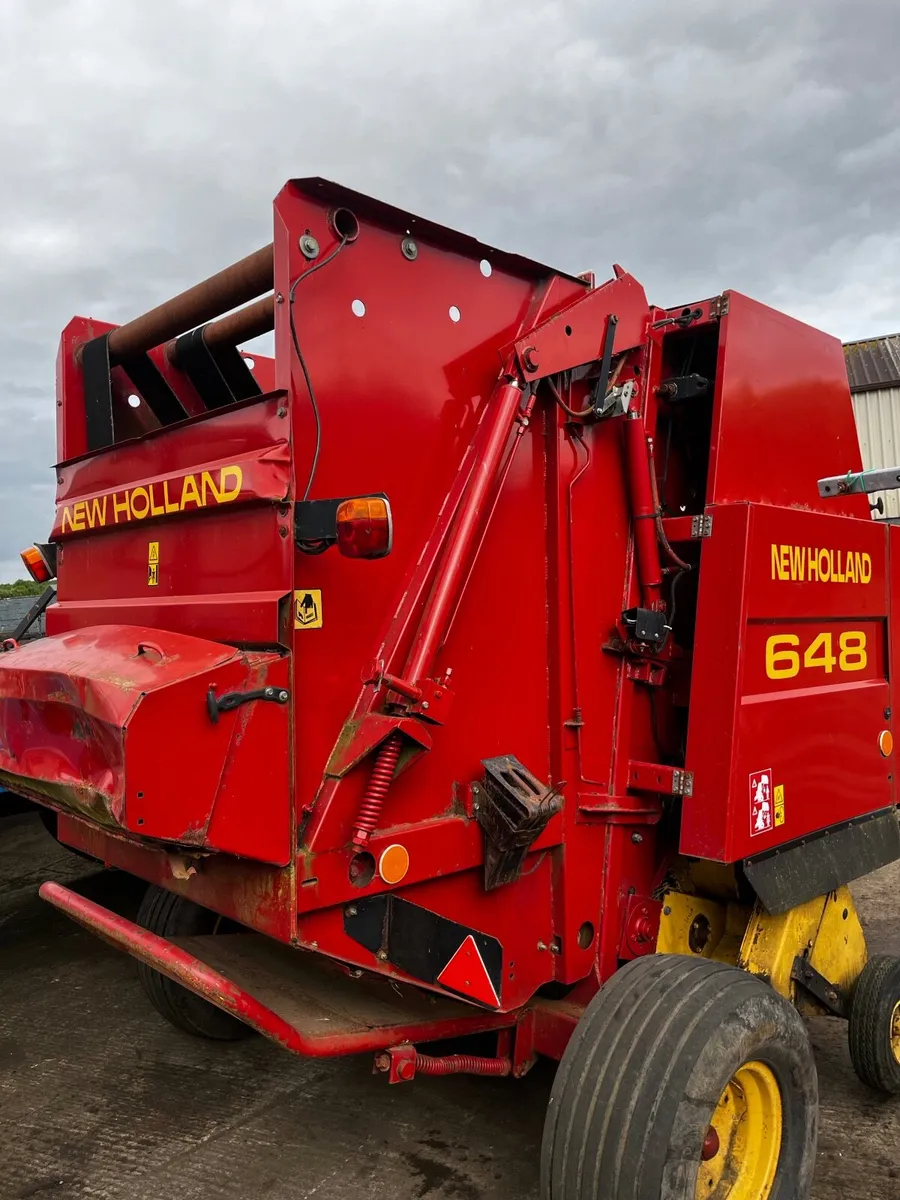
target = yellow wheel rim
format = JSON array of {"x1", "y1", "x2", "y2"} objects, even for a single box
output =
[
  {"x1": 695, "y1": 1060, "x2": 783, "y2": 1200},
  {"x1": 891, "y1": 1001, "x2": 900, "y2": 1064}
]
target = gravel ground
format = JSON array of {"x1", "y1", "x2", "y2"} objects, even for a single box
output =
[{"x1": 2, "y1": 811, "x2": 900, "y2": 1199}]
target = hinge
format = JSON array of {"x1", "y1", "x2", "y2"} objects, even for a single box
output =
[
  {"x1": 708, "y1": 293, "x2": 730, "y2": 319},
  {"x1": 628, "y1": 760, "x2": 694, "y2": 797},
  {"x1": 690, "y1": 514, "x2": 713, "y2": 538}
]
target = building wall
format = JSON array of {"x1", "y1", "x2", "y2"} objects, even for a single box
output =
[{"x1": 851, "y1": 386, "x2": 900, "y2": 519}]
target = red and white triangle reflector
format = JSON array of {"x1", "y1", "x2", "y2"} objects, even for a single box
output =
[{"x1": 436, "y1": 934, "x2": 500, "y2": 1007}]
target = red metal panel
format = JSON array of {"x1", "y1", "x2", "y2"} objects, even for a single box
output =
[
  {"x1": 708, "y1": 293, "x2": 870, "y2": 519},
  {"x1": 271, "y1": 182, "x2": 584, "y2": 854},
  {"x1": 0, "y1": 627, "x2": 291, "y2": 864},
  {"x1": 683, "y1": 503, "x2": 891, "y2": 861}
]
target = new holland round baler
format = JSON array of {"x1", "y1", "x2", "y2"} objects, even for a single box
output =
[{"x1": 3, "y1": 178, "x2": 900, "y2": 1199}]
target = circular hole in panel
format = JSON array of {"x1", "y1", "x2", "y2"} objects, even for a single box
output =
[
  {"x1": 565, "y1": 325, "x2": 573, "y2": 336},
  {"x1": 127, "y1": 394, "x2": 141, "y2": 408},
  {"x1": 479, "y1": 259, "x2": 492, "y2": 277},
  {"x1": 349, "y1": 851, "x2": 376, "y2": 887},
  {"x1": 449, "y1": 305, "x2": 461, "y2": 323},
  {"x1": 330, "y1": 207, "x2": 360, "y2": 243},
  {"x1": 351, "y1": 299, "x2": 366, "y2": 318},
  {"x1": 577, "y1": 921, "x2": 595, "y2": 949},
  {"x1": 243, "y1": 356, "x2": 255, "y2": 369}
]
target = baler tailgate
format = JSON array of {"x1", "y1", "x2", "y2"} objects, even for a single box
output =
[{"x1": 40, "y1": 883, "x2": 513, "y2": 1055}]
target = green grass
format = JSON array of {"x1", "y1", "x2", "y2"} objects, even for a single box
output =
[{"x1": 0, "y1": 579, "x2": 47, "y2": 599}]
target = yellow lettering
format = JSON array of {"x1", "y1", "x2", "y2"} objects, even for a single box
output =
[
  {"x1": 771, "y1": 544, "x2": 781, "y2": 580},
  {"x1": 61, "y1": 506, "x2": 74, "y2": 533},
  {"x1": 201, "y1": 471, "x2": 221, "y2": 506},
  {"x1": 162, "y1": 479, "x2": 179, "y2": 514},
  {"x1": 87, "y1": 495, "x2": 108, "y2": 529},
  {"x1": 861, "y1": 553, "x2": 872, "y2": 584},
  {"x1": 218, "y1": 465, "x2": 242, "y2": 503},
  {"x1": 807, "y1": 547, "x2": 818, "y2": 582},
  {"x1": 788, "y1": 545, "x2": 804, "y2": 582},
  {"x1": 846, "y1": 553, "x2": 857, "y2": 584},
  {"x1": 130, "y1": 486, "x2": 150, "y2": 519},
  {"x1": 148, "y1": 482, "x2": 165, "y2": 517},
  {"x1": 113, "y1": 490, "x2": 131, "y2": 523},
  {"x1": 70, "y1": 501, "x2": 86, "y2": 531},
  {"x1": 180, "y1": 474, "x2": 201, "y2": 509},
  {"x1": 818, "y1": 548, "x2": 830, "y2": 581}
]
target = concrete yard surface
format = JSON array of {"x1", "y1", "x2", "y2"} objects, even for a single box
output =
[{"x1": 2, "y1": 811, "x2": 900, "y2": 1199}]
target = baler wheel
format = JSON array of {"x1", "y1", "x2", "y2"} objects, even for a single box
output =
[
  {"x1": 135, "y1": 885, "x2": 256, "y2": 1042},
  {"x1": 848, "y1": 954, "x2": 900, "y2": 1094},
  {"x1": 540, "y1": 954, "x2": 817, "y2": 1200}
]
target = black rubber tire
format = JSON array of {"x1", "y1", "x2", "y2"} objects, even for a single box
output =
[
  {"x1": 849, "y1": 954, "x2": 900, "y2": 1094},
  {"x1": 136, "y1": 885, "x2": 255, "y2": 1041},
  {"x1": 541, "y1": 954, "x2": 818, "y2": 1200}
]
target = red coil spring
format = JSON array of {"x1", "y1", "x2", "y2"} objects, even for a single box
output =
[
  {"x1": 351, "y1": 732, "x2": 403, "y2": 847},
  {"x1": 414, "y1": 1053, "x2": 512, "y2": 1077}
]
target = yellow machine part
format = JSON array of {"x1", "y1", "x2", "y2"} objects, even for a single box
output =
[{"x1": 657, "y1": 885, "x2": 868, "y2": 1011}]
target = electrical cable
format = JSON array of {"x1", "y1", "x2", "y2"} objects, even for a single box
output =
[{"x1": 288, "y1": 235, "x2": 349, "y2": 502}]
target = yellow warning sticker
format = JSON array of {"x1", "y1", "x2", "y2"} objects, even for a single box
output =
[
  {"x1": 294, "y1": 589, "x2": 322, "y2": 629},
  {"x1": 148, "y1": 541, "x2": 159, "y2": 587},
  {"x1": 774, "y1": 784, "x2": 785, "y2": 827}
]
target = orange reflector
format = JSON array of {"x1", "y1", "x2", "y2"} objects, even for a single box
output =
[
  {"x1": 19, "y1": 545, "x2": 52, "y2": 584},
  {"x1": 378, "y1": 843, "x2": 410, "y2": 885},
  {"x1": 336, "y1": 496, "x2": 393, "y2": 559},
  {"x1": 879, "y1": 730, "x2": 893, "y2": 757}
]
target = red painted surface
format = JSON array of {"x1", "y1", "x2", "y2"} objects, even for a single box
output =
[{"x1": 0, "y1": 177, "x2": 886, "y2": 1065}]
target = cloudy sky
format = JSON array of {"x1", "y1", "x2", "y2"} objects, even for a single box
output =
[{"x1": 0, "y1": 0, "x2": 897, "y2": 581}]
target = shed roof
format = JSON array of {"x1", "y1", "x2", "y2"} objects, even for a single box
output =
[{"x1": 844, "y1": 333, "x2": 900, "y2": 394}]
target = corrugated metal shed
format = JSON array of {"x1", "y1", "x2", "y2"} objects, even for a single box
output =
[
  {"x1": 845, "y1": 334, "x2": 900, "y2": 394},
  {"x1": 845, "y1": 334, "x2": 900, "y2": 519}
]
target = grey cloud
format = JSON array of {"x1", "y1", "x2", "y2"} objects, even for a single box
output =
[{"x1": 1, "y1": 0, "x2": 898, "y2": 578}]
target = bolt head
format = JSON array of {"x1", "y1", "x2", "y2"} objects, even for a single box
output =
[
  {"x1": 522, "y1": 345, "x2": 540, "y2": 372},
  {"x1": 663, "y1": 905, "x2": 672, "y2": 916},
  {"x1": 631, "y1": 832, "x2": 643, "y2": 844},
  {"x1": 299, "y1": 233, "x2": 320, "y2": 260},
  {"x1": 279, "y1": 690, "x2": 289, "y2": 702},
  {"x1": 346, "y1": 905, "x2": 357, "y2": 917},
  {"x1": 376, "y1": 949, "x2": 388, "y2": 962},
  {"x1": 401, "y1": 237, "x2": 418, "y2": 261}
]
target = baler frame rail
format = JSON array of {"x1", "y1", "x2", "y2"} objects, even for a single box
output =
[{"x1": 39, "y1": 882, "x2": 518, "y2": 1058}]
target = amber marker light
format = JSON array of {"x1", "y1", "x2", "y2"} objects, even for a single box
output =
[{"x1": 336, "y1": 496, "x2": 393, "y2": 559}]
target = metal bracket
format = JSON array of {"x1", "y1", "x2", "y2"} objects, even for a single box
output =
[
  {"x1": 628, "y1": 760, "x2": 694, "y2": 797},
  {"x1": 207, "y1": 685, "x2": 289, "y2": 724},
  {"x1": 11, "y1": 584, "x2": 56, "y2": 642},
  {"x1": 81, "y1": 333, "x2": 115, "y2": 451},
  {"x1": 690, "y1": 514, "x2": 713, "y2": 539},
  {"x1": 791, "y1": 955, "x2": 848, "y2": 1018},
  {"x1": 818, "y1": 465, "x2": 900, "y2": 498},
  {"x1": 173, "y1": 326, "x2": 261, "y2": 411}
]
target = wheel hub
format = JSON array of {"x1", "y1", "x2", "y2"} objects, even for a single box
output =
[
  {"x1": 891, "y1": 1000, "x2": 900, "y2": 1064},
  {"x1": 695, "y1": 1060, "x2": 783, "y2": 1199}
]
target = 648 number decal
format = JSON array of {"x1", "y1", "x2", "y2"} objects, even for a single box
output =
[{"x1": 765, "y1": 630, "x2": 867, "y2": 680}]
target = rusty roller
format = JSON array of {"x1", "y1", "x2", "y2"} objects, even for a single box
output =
[{"x1": 106, "y1": 245, "x2": 274, "y2": 361}]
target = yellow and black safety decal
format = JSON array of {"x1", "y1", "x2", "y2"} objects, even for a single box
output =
[
  {"x1": 148, "y1": 541, "x2": 159, "y2": 587},
  {"x1": 294, "y1": 589, "x2": 322, "y2": 629},
  {"x1": 774, "y1": 784, "x2": 785, "y2": 827}
]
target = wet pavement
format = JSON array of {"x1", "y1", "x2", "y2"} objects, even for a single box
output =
[{"x1": 2, "y1": 811, "x2": 900, "y2": 1199}]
